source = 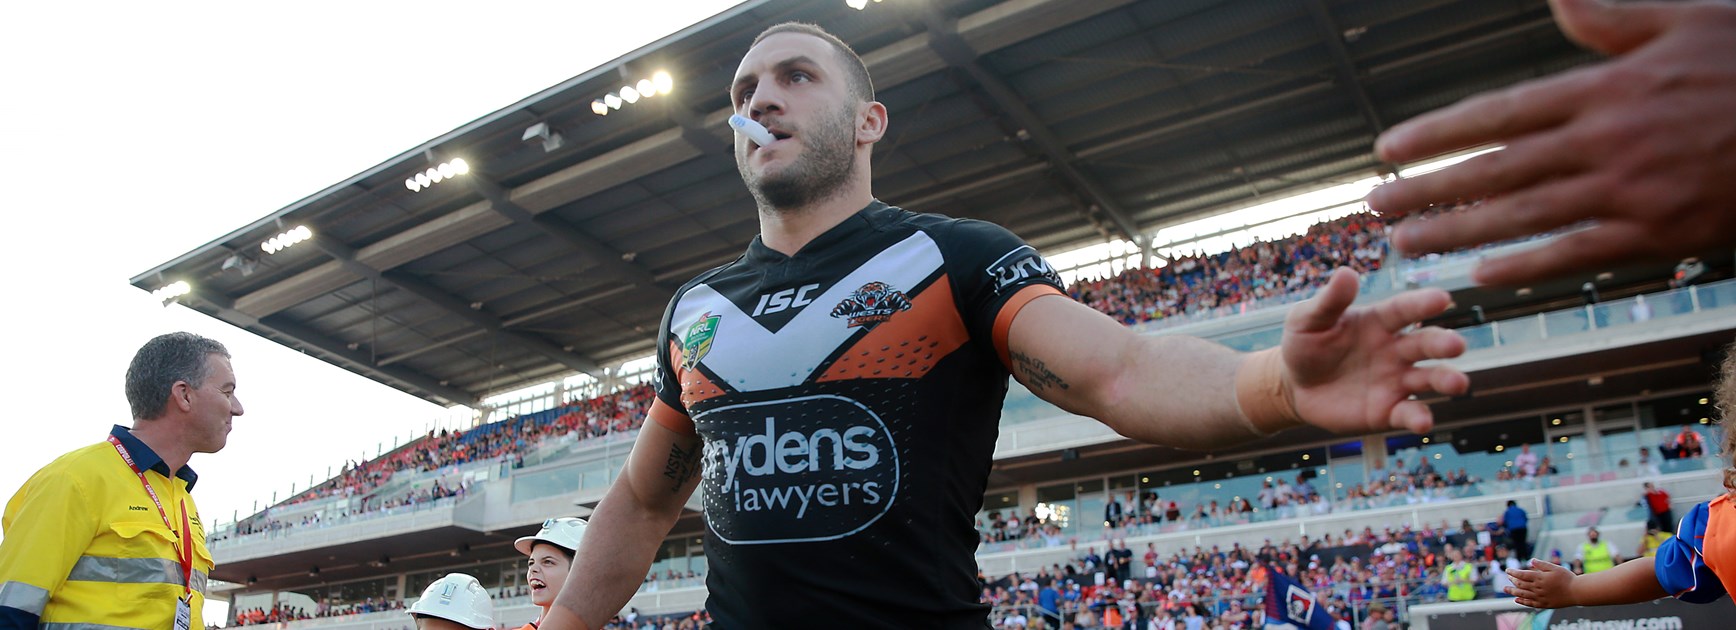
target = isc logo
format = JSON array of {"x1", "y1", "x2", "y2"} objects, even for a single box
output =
[{"x1": 752, "y1": 283, "x2": 821, "y2": 317}]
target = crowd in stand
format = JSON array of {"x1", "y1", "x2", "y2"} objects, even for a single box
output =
[
  {"x1": 214, "y1": 385, "x2": 655, "y2": 542},
  {"x1": 1069, "y1": 213, "x2": 1388, "y2": 327},
  {"x1": 286, "y1": 384, "x2": 655, "y2": 506},
  {"x1": 596, "y1": 608, "x2": 712, "y2": 630},
  {"x1": 231, "y1": 599, "x2": 404, "y2": 626},
  {"x1": 980, "y1": 515, "x2": 1537, "y2": 629},
  {"x1": 977, "y1": 462, "x2": 1487, "y2": 550}
]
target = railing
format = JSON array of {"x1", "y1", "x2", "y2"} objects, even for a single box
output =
[
  {"x1": 208, "y1": 437, "x2": 640, "y2": 547},
  {"x1": 1460, "y1": 280, "x2": 1736, "y2": 351},
  {"x1": 208, "y1": 495, "x2": 466, "y2": 553}
]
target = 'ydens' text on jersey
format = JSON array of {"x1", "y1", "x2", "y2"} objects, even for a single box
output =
[{"x1": 647, "y1": 201, "x2": 1063, "y2": 628}]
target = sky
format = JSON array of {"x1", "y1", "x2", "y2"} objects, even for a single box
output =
[{"x1": 0, "y1": 0, "x2": 748, "y2": 538}]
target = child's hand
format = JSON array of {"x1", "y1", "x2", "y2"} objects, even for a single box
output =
[{"x1": 1505, "y1": 559, "x2": 1578, "y2": 608}]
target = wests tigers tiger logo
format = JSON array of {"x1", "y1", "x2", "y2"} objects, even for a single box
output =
[{"x1": 830, "y1": 282, "x2": 911, "y2": 330}]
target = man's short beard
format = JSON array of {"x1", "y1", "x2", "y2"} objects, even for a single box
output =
[{"x1": 739, "y1": 104, "x2": 856, "y2": 213}]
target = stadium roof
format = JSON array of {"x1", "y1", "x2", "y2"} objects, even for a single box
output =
[{"x1": 130, "y1": 0, "x2": 1597, "y2": 408}]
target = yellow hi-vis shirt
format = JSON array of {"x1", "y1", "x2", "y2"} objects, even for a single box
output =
[
  {"x1": 0, "y1": 426, "x2": 213, "y2": 630},
  {"x1": 1581, "y1": 540, "x2": 1615, "y2": 573},
  {"x1": 1444, "y1": 562, "x2": 1477, "y2": 601}
]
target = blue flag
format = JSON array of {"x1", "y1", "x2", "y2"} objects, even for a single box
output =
[{"x1": 1264, "y1": 568, "x2": 1333, "y2": 630}]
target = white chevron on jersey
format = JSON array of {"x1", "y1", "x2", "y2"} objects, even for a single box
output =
[{"x1": 670, "y1": 231, "x2": 945, "y2": 392}]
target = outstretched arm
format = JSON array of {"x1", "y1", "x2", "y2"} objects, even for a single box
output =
[
  {"x1": 1506, "y1": 557, "x2": 1666, "y2": 608},
  {"x1": 1366, "y1": 0, "x2": 1736, "y2": 285},
  {"x1": 1005, "y1": 268, "x2": 1468, "y2": 450},
  {"x1": 542, "y1": 419, "x2": 703, "y2": 630}
]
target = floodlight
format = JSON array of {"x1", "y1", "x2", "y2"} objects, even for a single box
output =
[
  {"x1": 592, "y1": 100, "x2": 609, "y2": 115},
  {"x1": 637, "y1": 79, "x2": 655, "y2": 98},
  {"x1": 152, "y1": 280, "x2": 191, "y2": 304},
  {"x1": 405, "y1": 159, "x2": 469, "y2": 192},
  {"x1": 846, "y1": 0, "x2": 868, "y2": 9},
  {"x1": 604, "y1": 93, "x2": 623, "y2": 109},
  {"x1": 652, "y1": 71, "x2": 673, "y2": 95},
  {"x1": 260, "y1": 225, "x2": 313, "y2": 256},
  {"x1": 621, "y1": 86, "x2": 640, "y2": 104}
]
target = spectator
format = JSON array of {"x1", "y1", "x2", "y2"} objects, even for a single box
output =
[
  {"x1": 1514, "y1": 444, "x2": 1540, "y2": 478},
  {"x1": 1629, "y1": 294, "x2": 1653, "y2": 322},
  {"x1": 1637, "y1": 447, "x2": 1661, "y2": 477},
  {"x1": 1642, "y1": 482, "x2": 1674, "y2": 532},
  {"x1": 1038, "y1": 581, "x2": 1062, "y2": 627},
  {"x1": 1636, "y1": 522, "x2": 1674, "y2": 558},
  {"x1": 1667, "y1": 426, "x2": 1704, "y2": 459},
  {"x1": 1576, "y1": 528, "x2": 1620, "y2": 574},
  {"x1": 1443, "y1": 547, "x2": 1477, "y2": 602},
  {"x1": 1499, "y1": 500, "x2": 1530, "y2": 559},
  {"x1": 1490, "y1": 546, "x2": 1521, "y2": 595},
  {"x1": 1104, "y1": 494, "x2": 1125, "y2": 528}
]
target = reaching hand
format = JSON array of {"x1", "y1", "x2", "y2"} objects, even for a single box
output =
[
  {"x1": 1280, "y1": 268, "x2": 1469, "y2": 434},
  {"x1": 1506, "y1": 559, "x2": 1579, "y2": 608},
  {"x1": 1365, "y1": 0, "x2": 1736, "y2": 285}
]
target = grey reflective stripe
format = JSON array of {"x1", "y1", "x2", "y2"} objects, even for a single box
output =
[
  {"x1": 190, "y1": 570, "x2": 207, "y2": 595},
  {"x1": 43, "y1": 623, "x2": 152, "y2": 630},
  {"x1": 0, "y1": 581, "x2": 49, "y2": 615},
  {"x1": 66, "y1": 556, "x2": 180, "y2": 586}
]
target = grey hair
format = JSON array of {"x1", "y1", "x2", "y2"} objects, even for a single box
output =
[{"x1": 126, "y1": 332, "x2": 230, "y2": 420}]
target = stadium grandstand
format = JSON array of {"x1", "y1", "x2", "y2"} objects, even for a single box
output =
[{"x1": 127, "y1": 0, "x2": 1736, "y2": 628}]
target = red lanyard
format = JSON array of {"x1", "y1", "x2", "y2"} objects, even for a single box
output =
[{"x1": 109, "y1": 435, "x2": 194, "y2": 598}]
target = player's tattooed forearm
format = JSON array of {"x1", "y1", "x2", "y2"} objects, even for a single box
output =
[
  {"x1": 1011, "y1": 350, "x2": 1069, "y2": 392},
  {"x1": 662, "y1": 442, "x2": 702, "y2": 493}
]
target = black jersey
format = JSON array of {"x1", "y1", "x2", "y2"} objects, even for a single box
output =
[{"x1": 648, "y1": 201, "x2": 1065, "y2": 628}]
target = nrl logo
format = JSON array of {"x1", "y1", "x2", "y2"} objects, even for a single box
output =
[
  {"x1": 830, "y1": 282, "x2": 911, "y2": 330},
  {"x1": 681, "y1": 312, "x2": 720, "y2": 372}
]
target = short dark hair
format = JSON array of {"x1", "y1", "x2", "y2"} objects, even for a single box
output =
[
  {"x1": 751, "y1": 22, "x2": 874, "y2": 102},
  {"x1": 531, "y1": 540, "x2": 576, "y2": 561},
  {"x1": 126, "y1": 332, "x2": 230, "y2": 420}
]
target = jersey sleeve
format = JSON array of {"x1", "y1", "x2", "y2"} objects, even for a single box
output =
[
  {"x1": 939, "y1": 219, "x2": 1066, "y2": 367},
  {"x1": 1654, "y1": 501, "x2": 1725, "y2": 604},
  {"x1": 0, "y1": 467, "x2": 98, "y2": 628},
  {"x1": 650, "y1": 294, "x2": 695, "y2": 435}
]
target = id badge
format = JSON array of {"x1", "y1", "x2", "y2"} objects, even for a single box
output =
[{"x1": 174, "y1": 595, "x2": 192, "y2": 630}]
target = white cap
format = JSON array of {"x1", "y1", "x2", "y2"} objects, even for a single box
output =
[
  {"x1": 515, "y1": 517, "x2": 588, "y2": 556},
  {"x1": 407, "y1": 573, "x2": 494, "y2": 629}
]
